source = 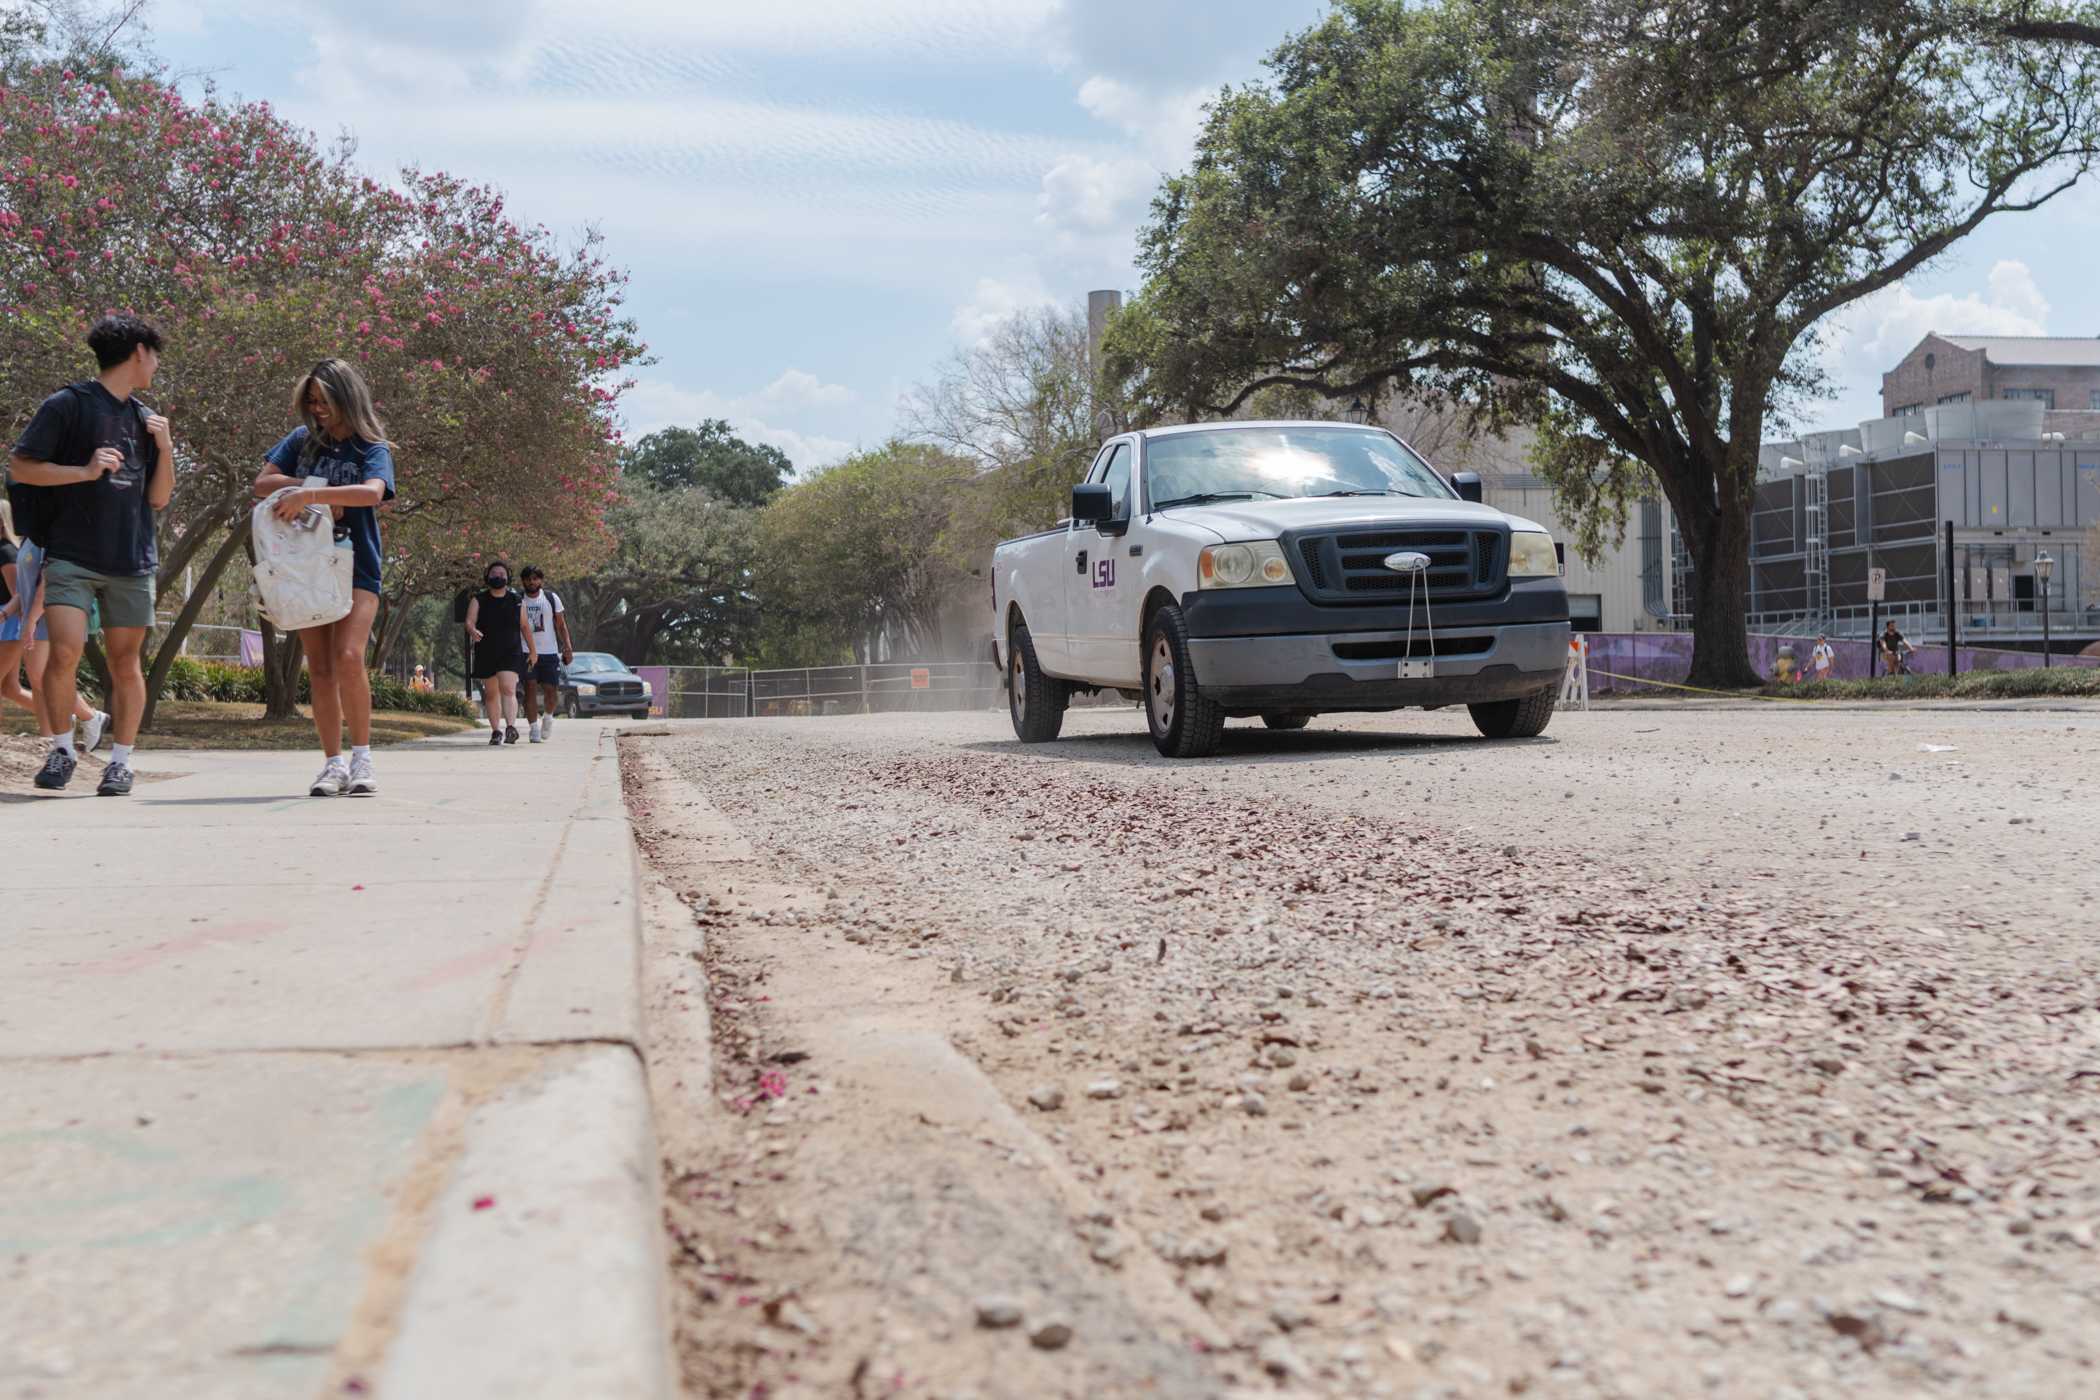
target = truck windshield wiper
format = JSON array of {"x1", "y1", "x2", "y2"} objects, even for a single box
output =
[
  {"x1": 1151, "y1": 490, "x2": 1287, "y2": 510},
  {"x1": 1320, "y1": 488, "x2": 1405, "y2": 497}
]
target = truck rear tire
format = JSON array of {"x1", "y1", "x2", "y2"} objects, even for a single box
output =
[
  {"x1": 1144, "y1": 605, "x2": 1226, "y2": 758},
  {"x1": 1468, "y1": 686, "x2": 1557, "y2": 739},
  {"x1": 1007, "y1": 622, "x2": 1067, "y2": 742},
  {"x1": 1261, "y1": 713, "x2": 1312, "y2": 731}
]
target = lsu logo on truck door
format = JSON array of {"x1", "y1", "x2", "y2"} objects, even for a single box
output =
[{"x1": 1092, "y1": 558, "x2": 1116, "y2": 589}]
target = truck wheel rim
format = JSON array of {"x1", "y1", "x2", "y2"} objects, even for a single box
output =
[
  {"x1": 1149, "y1": 636, "x2": 1176, "y2": 732},
  {"x1": 1010, "y1": 650, "x2": 1026, "y2": 717}
]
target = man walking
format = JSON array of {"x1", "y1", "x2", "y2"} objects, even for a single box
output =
[
  {"x1": 517, "y1": 565, "x2": 571, "y2": 742},
  {"x1": 1810, "y1": 634, "x2": 1835, "y2": 682},
  {"x1": 7, "y1": 315, "x2": 173, "y2": 795}
]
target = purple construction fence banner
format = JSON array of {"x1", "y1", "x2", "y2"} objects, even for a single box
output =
[
  {"x1": 239, "y1": 628, "x2": 264, "y2": 667},
  {"x1": 636, "y1": 665, "x2": 670, "y2": 717},
  {"x1": 1582, "y1": 632, "x2": 2097, "y2": 693}
]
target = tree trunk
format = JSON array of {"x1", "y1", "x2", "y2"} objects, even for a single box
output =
[
  {"x1": 142, "y1": 515, "x2": 253, "y2": 730},
  {"x1": 262, "y1": 619, "x2": 304, "y2": 720},
  {"x1": 1679, "y1": 488, "x2": 1764, "y2": 690}
]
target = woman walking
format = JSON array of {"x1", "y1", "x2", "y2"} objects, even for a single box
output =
[
  {"x1": 251, "y1": 358, "x2": 397, "y2": 797},
  {"x1": 465, "y1": 561, "x2": 534, "y2": 745}
]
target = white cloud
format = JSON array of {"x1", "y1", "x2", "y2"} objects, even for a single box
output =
[
  {"x1": 1073, "y1": 77, "x2": 1210, "y2": 164},
  {"x1": 1038, "y1": 151, "x2": 1157, "y2": 235},
  {"x1": 950, "y1": 275, "x2": 1058, "y2": 346},
  {"x1": 622, "y1": 377, "x2": 854, "y2": 473},
  {"x1": 758, "y1": 370, "x2": 855, "y2": 410},
  {"x1": 1822, "y1": 260, "x2": 2050, "y2": 423}
]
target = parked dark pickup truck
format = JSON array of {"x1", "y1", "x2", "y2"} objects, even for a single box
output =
[{"x1": 558, "y1": 651, "x2": 653, "y2": 720}]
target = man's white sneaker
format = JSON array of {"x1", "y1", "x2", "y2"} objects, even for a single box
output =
[
  {"x1": 347, "y1": 754, "x2": 378, "y2": 796},
  {"x1": 80, "y1": 710, "x2": 110, "y2": 753},
  {"x1": 528, "y1": 724, "x2": 543, "y2": 743},
  {"x1": 310, "y1": 760, "x2": 349, "y2": 797},
  {"x1": 540, "y1": 714, "x2": 553, "y2": 738}
]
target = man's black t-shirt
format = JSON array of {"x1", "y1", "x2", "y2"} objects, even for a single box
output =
[{"x1": 11, "y1": 382, "x2": 158, "y2": 576}]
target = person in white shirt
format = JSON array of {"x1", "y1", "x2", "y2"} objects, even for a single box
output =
[
  {"x1": 1811, "y1": 634, "x2": 1835, "y2": 682},
  {"x1": 516, "y1": 565, "x2": 572, "y2": 742}
]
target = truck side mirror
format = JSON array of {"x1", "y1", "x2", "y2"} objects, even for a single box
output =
[
  {"x1": 1453, "y1": 471, "x2": 1484, "y2": 503},
  {"x1": 1071, "y1": 483, "x2": 1113, "y2": 525}
]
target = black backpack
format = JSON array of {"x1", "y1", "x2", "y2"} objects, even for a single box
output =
[{"x1": 5, "y1": 383, "x2": 149, "y2": 545}]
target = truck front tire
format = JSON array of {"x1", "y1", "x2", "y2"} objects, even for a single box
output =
[
  {"x1": 1008, "y1": 622, "x2": 1067, "y2": 742},
  {"x1": 1468, "y1": 686, "x2": 1557, "y2": 740},
  {"x1": 1144, "y1": 605, "x2": 1226, "y2": 758}
]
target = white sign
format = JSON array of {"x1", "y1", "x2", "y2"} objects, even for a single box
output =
[
  {"x1": 1991, "y1": 565, "x2": 2012, "y2": 607},
  {"x1": 1866, "y1": 567, "x2": 1886, "y2": 602},
  {"x1": 1968, "y1": 564, "x2": 1987, "y2": 602}
]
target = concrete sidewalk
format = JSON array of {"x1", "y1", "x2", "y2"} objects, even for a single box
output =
[{"x1": 0, "y1": 728, "x2": 670, "y2": 1400}]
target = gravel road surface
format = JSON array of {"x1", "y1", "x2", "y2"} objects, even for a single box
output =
[{"x1": 637, "y1": 703, "x2": 2100, "y2": 1400}]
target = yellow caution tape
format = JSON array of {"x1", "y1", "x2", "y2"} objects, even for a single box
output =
[{"x1": 1585, "y1": 669, "x2": 1828, "y2": 704}]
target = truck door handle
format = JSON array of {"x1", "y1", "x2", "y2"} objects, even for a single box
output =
[{"x1": 1075, "y1": 550, "x2": 1089, "y2": 575}]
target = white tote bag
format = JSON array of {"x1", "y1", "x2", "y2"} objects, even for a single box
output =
[{"x1": 251, "y1": 486, "x2": 354, "y2": 632}]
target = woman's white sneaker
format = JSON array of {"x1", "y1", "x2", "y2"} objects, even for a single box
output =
[
  {"x1": 347, "y1": 754, "x2": 378, "y2": 796},
  {"x1": 310, "y1": 760, "x2": 349, "y2": 797},
  {"x1": 81, "y1": 710, "x2": 111, "y2": 753}
]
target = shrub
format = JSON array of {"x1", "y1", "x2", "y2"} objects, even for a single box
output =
[
  {"x1": 1771, "y1": 668, "x2": 2100, "y2": 701},
  {"x1": 158, "y1": 658, "x2": 473, "y2": 717}
]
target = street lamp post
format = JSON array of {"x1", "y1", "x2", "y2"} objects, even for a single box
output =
[
  {"x1": 2036, "y1": 551, "x2": 2055, "y2": 668},
  {"x1": 1347, "y1": 397, "x2": 1371, "y2": 425}
]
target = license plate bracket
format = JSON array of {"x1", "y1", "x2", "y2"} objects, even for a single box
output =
[{"x1": 1397, "y1": 657, "x2": 1434, "y2": 680}]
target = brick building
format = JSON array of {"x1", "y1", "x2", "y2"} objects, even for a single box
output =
[{"x1": 1881, "y1": 333, "x2": 2100, "y2": 418}]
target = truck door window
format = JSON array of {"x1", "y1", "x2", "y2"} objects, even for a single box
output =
[{"x1": 1101, "y1": 443, "x2": 1133, "y2": 524}]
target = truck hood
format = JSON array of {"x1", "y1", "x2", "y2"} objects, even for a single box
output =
[{"x1": 1158, "y1": 495, "x2": 1543, "y2": 540}]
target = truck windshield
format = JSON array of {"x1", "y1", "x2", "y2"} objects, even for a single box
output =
[{"x1": 1145, "y1": 427, "x2": 1457, "y2": 510}]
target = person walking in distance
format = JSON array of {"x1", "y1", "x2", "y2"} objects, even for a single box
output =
[
  {"x1": 7, "y1": 315, "x2": 173, "y2": 796},
  {"x1": 0, "y1": 501, "x2": 110, "y2": 750},
  {"x1": 465, "y1": 561, "x2": 535, "y2": 746},
  {"x1": 253, "y1": 359, "x2": 398, "y2": 797},
  {"x1": 1810, "y1": 634, "x2": 1835, "y2": 683},
  {"x1": 516, "y1": 565, "x2": 571, "y2": 742}
]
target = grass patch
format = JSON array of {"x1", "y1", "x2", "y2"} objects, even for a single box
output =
[
  {"x1": 1, "y1": 700, "x2": 477, "y2": 750},
  {"x1": 1762, "y1": 669, "x2": 2100, "y2": 701}
]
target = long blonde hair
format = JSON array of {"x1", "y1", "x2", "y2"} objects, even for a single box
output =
[
  {"x1": 0, "y1": 499, "x2": 15, "y2": 546},
  {"x1": 292, "y1": 357, "x2": 390, "y2": 447}
]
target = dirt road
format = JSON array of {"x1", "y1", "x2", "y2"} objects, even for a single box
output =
[{"x1": 626, "y1": 704, "x2": 2100, "y2": 1400}]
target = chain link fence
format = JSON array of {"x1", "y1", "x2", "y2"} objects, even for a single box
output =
[{"x1": 656, "y1": 662, "x2": 1007, "y2": 719}]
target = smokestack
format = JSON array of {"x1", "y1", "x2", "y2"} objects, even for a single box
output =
[{"x1": 1087, "y1": 289, "x2": 1122, "y2": 370}]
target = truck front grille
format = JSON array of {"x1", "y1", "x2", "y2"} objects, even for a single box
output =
[
  {"x1": 1330, "y1": 634, "x2": 1496, "y2": 662},
  {"x1": 1289, "y1": 527, "x2": 1505, "y2": 605},
  {"x1": 599, "y1": 681, "x2": 641, "y2": 699}
]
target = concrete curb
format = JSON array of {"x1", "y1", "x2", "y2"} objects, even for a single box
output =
[{"x1": 373, "y1": 1046, "x2": 672, "y2": 1400}]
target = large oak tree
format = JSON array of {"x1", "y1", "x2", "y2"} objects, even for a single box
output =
[{"x1": 1105, "y1": 0, "x2": 2100, "y2": 686}]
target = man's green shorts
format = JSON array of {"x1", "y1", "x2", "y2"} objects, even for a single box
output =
[{"x1": 41, "y1": 557, "x2": 155, "y2": 630}]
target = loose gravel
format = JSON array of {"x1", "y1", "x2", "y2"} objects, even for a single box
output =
[{"x1": 648, "y1": 704, "x2": 2100, "y2": 1400}]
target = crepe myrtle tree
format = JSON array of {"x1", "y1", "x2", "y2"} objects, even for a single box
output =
[{"x1": 1104, "y1": 0, "x2": 2100, "y2": 687}]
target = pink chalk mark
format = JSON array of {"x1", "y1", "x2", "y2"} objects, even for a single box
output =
[{"x1": 78, "y1": 920, "x2": 289, "y2": 976}]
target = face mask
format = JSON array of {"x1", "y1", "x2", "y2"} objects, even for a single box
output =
[{"x1": 487, "y1": 576, "x2": 508, "y2": 589}]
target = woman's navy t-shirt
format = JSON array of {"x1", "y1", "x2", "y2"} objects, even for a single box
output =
[{"x1": 264, "y1": 428, "x2": 396, "y2": 594}]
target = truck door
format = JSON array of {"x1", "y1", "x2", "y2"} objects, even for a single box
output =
[{"x1": 1068, "y1": 441, "x2": 1140, "y2": 683}]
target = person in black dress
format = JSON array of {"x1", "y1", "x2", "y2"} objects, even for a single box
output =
[{"x1": 464, "y1": 562, "x2": 535, "y2": 745}]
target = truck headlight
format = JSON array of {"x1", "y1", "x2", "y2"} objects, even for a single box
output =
[
  {"x1": 1199, "y1": 540, "x2": 1295, "y2": 589},
  {"x1": 575, "y1": 682, "x2": 597, "y2": 696},
  {"x1": 1508, "y1": 531, "x2": 1559, "y2": 578},
  {"x1": 639, "y1": 681, "x2": 653, "y2": 697}
]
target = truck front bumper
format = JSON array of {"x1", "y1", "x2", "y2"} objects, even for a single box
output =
[{"x1": 1181, "y1": 584, "x2": 1569, "y2": 712}]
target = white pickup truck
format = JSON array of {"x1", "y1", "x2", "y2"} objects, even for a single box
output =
[{"x1": 990, "y1": 421, "x2": 1571, "y2": 757}]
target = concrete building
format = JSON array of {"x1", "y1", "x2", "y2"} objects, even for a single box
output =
[
  {"x1": 1723, "y1": 398, "x2": 2100, "y2": 649},
  {"x1": 1882, "y1": 333, "x2": 2100, "y2": 419}
]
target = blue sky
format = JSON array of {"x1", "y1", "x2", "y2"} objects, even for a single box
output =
[{"x1": 149, "y1": 0, "x2": 2100, "y2": 471}]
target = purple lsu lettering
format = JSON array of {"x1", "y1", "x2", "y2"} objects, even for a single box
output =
[{"x1": 1092, "y1": 558, "x2": 1116, "y2": 589}]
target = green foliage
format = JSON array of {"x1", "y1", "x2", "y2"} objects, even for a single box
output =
[
  {"x1": 755, "y1": 442, "x2": 977, "y2": 660},
  {"x1": 623, "y1": 420, "x2": 790, "y2": 507},
  {"x1": 1771, "y1": 668, "x2": 2100, "y2": 701},
  {"x1": 157, "y1": 657, "x2": 472, "y2": 714},
  {"x1": 1106, "y1": 0, "x2": 2100, "y2": 685},
  {"x1": 562, "y1": 480, "x2": 760, "y2": 664}
]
